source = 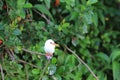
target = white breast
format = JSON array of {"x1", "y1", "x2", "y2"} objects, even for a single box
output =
[
  {"x1": 44, "y1": 45, "x2": 55, "y2": 54},
  {"x1": 44, "y1": 39, "x2": 55, "y2": 55}
]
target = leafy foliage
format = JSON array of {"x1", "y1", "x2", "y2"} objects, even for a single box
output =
[{"x1": 0, "y1": 0, "x2": 120, "y2": 80}]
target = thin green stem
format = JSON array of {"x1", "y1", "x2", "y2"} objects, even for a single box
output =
[
  {"x1": 0, "y1": 64, "x2": 4, "y2": 80},
  {"x1": 39, "y1": 60, "x2": 50, "y2": 80}
]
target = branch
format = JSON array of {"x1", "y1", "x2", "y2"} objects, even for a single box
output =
[
  {"x1": 0, "y1": 64, "x2": 4, "y2": 80},
  {"x1": 9, "y1": 49, "x2": 15, "y2": 59},
  {"x1": 4, "y1": 0, "x2": 12, "y2": 22},
  {"x1": 18, "y1": 59, "x2": 38, "y2": 68},
  {"x1": 0, "y1": 45, "x2": 4, "y2": 48},
  {"x1": 5, "y1": 47, "x2": 15, "y2": 61},
  {"x1": 39, "y1": 60, "x2": 50, "y2": 80},
  {"x1": 33, "y1": 9, "x2": 51, "y2": 24},
  {"x1": 65, "y1": 45, "x2": 99, "y2": 80},
  {"x1": 22, "y1": 48, "x2": 45, "y2": 56}
]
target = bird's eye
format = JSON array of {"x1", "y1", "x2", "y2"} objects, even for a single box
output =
[{"x1": 50, "y1": 42, "x2": 52, "y2": 44}]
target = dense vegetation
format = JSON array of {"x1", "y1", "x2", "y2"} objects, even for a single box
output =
[{"x1": 0, "y1": 0, "x2": 120, "y2": 80}]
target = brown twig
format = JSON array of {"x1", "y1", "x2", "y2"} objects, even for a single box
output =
[
  {"x1": 33, "y1": 9, "x2": 50, "y2": 24},
  {"x1": 0, "y1": 64, "x2": 4, "y2": 80},
  {"x1": 22, "y1": 48, "x2": 45, "y2": 56},
  {"x1": 0, "y1": 45, "x2": 4, "y2": 48},
  {"x1": 4, "y1": 0, "x2": 12, "y2": 23},
  {"x1": 18, "y1": 59, "x2": 38, "y2": 68},
  {"x1": 9, "y1": 49, "x2": 15, "y2": 59},
  {"x1": 5, "y1": 47, "x2": 15, "y2": 61},
  {"x1": 65, "y1": 45, "x2": 99, "y2": 80}
]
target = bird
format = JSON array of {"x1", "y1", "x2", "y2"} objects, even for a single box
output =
[{"x1": 44, "y1": 39, "x2": 59, "y2": 60}]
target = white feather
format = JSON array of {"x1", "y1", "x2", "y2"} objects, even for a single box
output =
[{"x1": 44, "y1": 39, "x2": 55, "y2": 55}]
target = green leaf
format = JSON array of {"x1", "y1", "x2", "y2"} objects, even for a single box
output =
[
  {"x1": 17, "y1": 0, "x2": 25, "y2": 9},
  {"x1": 57, "y1": 66, "x2": 65, "y2": 74},
  {"x1": 70, "y1": 12, "x2": 79, "y2": 20},
  {"x1": 87, "y1": 0, "x2": 98, "y2": 5},
  {"x1": 73, "y1": 71, "x2": 82, "y2": 80},
  {"x1": 52, "y1": 57, "x2": 57, "y2": 64},
  {"x1": 112, "y1": 61, "x2": 120, "y2": 80},
  {"x1": 32, "y1": 69, "x2": 40, "y2": 75},
  {"x1": 5, "y1": 39, "x2": 15, "y2": 47},
  {"x1": 16, "y1": 9, "x2": 25, "y2": 18},
  {"x1": 38, "y1": 21, "x2": 45, "y2": 27},
  {"x1": 72, "y1": 38, "x2": 78, "y2": 47},
  {"x1": 99, "y1": 11, "x2": 105, "y2": 25},
  {"x1": 82, "y1": 24, "x2": 88, "y2": 33},
  {"x1": 58, "y1": 22, "x2": 70, "y2": 31},
  {"x1": 34, "y1": 4, "x2": 54, "y2": 21},
  {"x1": 23, "y1": 3, "x2": 33, "y2": 8},
  {"x1": 110, "y1": 49, "x2": 120, "y2": 61},
  {"x1": 0, "y1": 0, "x2": 3, "y2": 10},
  {"x1": 83, "y1": 12, "x2": 92, "y2": 24},
  {"x1": 92, "y1": 12, "x2": 98, "y2": 27},
  {"x1": 87, "y1": 74, "x2": 96, "y2": 80},
  {"x1": 65, "y1": 55, "x2": 75, "y2": 65},
  {"x1": 48, "y1": 65, "x2": 57, "y2": 75},
  {"x1": 12, "y1": 28, "x2": 21, "y2": 36},
  {"x1": 44, "y1": 0, "x2": 50, "y2": 9},
  {"x1": 95, "y1": 52, "x2": 110, "y2": 64},
  {"x1": 42, "y1": 76, "x2": 49, "y2": 80},
  {"x1": 0, "y1": 36, "x2": 4, "y2": 41},
  {"x1": 17, "y1": 64, "x2": 23, "y2": 70},
  {"x1": 65, "y1": 0, "x2": 75, "y2": 7},
  {"x1": 98, "y1": 71, "x2": 107, "y2": 80},
  {"x1": 0, "y1": 23, "x2": 4, "y2": 30},
  {"x1": 54, "y1": 75, "x2": 62, "y2": 80}
]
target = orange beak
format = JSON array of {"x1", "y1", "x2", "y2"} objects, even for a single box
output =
[{"x1": 51, "y1": 43, "x2": 59, "y2": 47}]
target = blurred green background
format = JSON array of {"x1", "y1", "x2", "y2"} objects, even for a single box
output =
[{"x1": 0, "y1": 0, "x2": 120, "y2": 80}]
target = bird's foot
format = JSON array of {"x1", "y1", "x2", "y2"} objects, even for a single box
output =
[{"x1": 45, "y1": 53, "x2": 53, "y2": 60}]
